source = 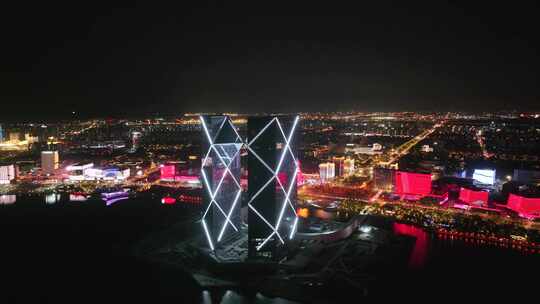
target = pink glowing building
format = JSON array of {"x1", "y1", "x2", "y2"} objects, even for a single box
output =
[
  {"x1": 160, "y1": 164, "x2": 177, "y2": 181},
  {"x1": 459, "y1": 187, "x2": 489, "y2": 207},
  {"x1": 507, "y1": 194, "x2": 540, "y2": 218},
  {"x1": 395, "y1": 171, "x2": 432, "y2": 196}
]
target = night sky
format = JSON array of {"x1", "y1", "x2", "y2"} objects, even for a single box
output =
[{"x1": 2, "y1": 1, "x2": 539, "y2": 120}]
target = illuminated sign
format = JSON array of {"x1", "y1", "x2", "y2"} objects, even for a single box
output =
[
  {"x1": 78, "y1": 167, "x2": 129, "y2": 181},
  {"x1": 473, "y1": 169, "x2": 495, "y2": 185}
]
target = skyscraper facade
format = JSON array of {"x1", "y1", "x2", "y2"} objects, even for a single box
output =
[
  {"x1": 200, "y1": 115, "x2": 243, "y2": 252},
  {"x1": 246, "y1": 115, "x2": 299, "y2": 259},
  {"x1": 41, "y1": 151, "x2": 59, "y2": 174}
]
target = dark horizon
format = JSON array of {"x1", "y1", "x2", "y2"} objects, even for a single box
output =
[{"x1": 1, "y1": 1, "x2": 539, "y2": 121}]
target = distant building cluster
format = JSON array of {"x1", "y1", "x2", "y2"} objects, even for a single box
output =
[
  {"x1": 0, "y1": 127, "x2": 40, "y2": 151},
  {"x1": 67, "y1": 163, "x2": 130, "y2": 182},
  {"x1": 318, "y1": 156, "x2": 355, "y2": 183},
  {"x1": 344, "y1": 143, "x2": 382, "y2": 155},
  {"x1": 2, "y1": 111, "x2": 540, "y2": 224},
  {"x1": 319, "y1": 162, "x2": 335, "y2": 181},
  {"x1": 159, "y1": 162, "x2": 200, "y2": 187}
]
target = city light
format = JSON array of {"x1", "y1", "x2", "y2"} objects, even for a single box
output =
[{"x1": 3, "y1": 3, "x2": 540, "y2": 300}]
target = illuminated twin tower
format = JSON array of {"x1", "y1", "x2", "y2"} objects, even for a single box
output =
[{"x1": 200, "y1": 115, "x2": 300, "y2": 260}]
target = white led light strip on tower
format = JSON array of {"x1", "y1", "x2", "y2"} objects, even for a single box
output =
[
  {"x1": 247, "y1": 116, "x2": 300, "y2": 251},
  {"x1": 200, "y1": 116, "x2": 243, "y2": 251},
  {"x1": 199, "y1": 115, "x2": 300, "y2": 252}
]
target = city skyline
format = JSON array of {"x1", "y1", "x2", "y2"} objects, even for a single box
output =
[
  {"x1": 1, "y1": 2, "x2": 540, "y2": 302},
  {"x1": 1, "y1": 109, "x2": 540, "y2": 302}
]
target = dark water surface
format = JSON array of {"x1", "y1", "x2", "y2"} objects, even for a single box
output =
[{"x1": 1, "y1": 198, "x2": 539, "y2": 302}]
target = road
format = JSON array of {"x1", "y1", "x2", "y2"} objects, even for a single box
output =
[{"x1": 378, "y1": 121, "x2": 444, "y2": 167}]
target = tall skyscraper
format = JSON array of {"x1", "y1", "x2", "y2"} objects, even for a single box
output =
[
  {"x1": 41, "y1": 151, "x2": 59, "y2": 174},
  {"x1": 199, "y1": 115, "x2": 300, "y2": 261},
  {"x1": 247, "y1": 115, "x2": 299, "y2": 260},
  {"x1": 200, "y1": 115, "x2": 243, "y2": 252}
]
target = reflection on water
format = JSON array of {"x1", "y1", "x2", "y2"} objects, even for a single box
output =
[
  {"x1": 311, "y1": 208, "x2": 335, "y2": 220},
  {"x1": 102, "y1": 190, "x2": 130, "y2": 206},
  {"x1": 69, "y1": 194, "x2": 87, "y2": 202},
  {"x1": 161, "y1": 196, "x2": 177, "y2": 204},
  {"x1": 0, "y1": 194, "x2": 16, "y2": 205},
  {"x1": 393, "y1": 223, "x2": 429, "y2": 269},
  {"x1": 304, "y1": 206, "x2": 430, "y2": 269},
  {"x1": 45, "y1": 193, "x2": 61, "y2": 205},
  {"x1": 297, "y1": 208, "x2": 309, "y2": 218},
  {"x1": 296, "y1": 207, "x2": 336, "y2": 220},
  {"x1": 0, "y1": 192, "x2": 205, "y2": 208}
]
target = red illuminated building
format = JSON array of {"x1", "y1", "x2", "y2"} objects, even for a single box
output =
[
  {"x1": 395, "y1": 171, "x2": 432, "y2": 196},
  {"x1": 160, "y1": 163, "x2": 200, "y2": 186},
  {"x1": 160, "y1": 164, "x2": 176, "y2": 181},
  {"x1": 459, "y1": 187, "x2": 489, "y2": 207},
  {"x1": 507, "y1": 194, "x2": 540, "y2": 218}
]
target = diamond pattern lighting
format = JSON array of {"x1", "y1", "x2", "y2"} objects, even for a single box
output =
[
  {"x1": 200, "y1": 116, "x2": 243, "y2": 251},
  {"x1": 247, "y1": 116, "x2": 300, "y2": 251}
]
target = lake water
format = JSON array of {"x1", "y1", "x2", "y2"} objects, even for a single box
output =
[{"x1": 1, "y1": 197, "x2": 538, "y2": 302}]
